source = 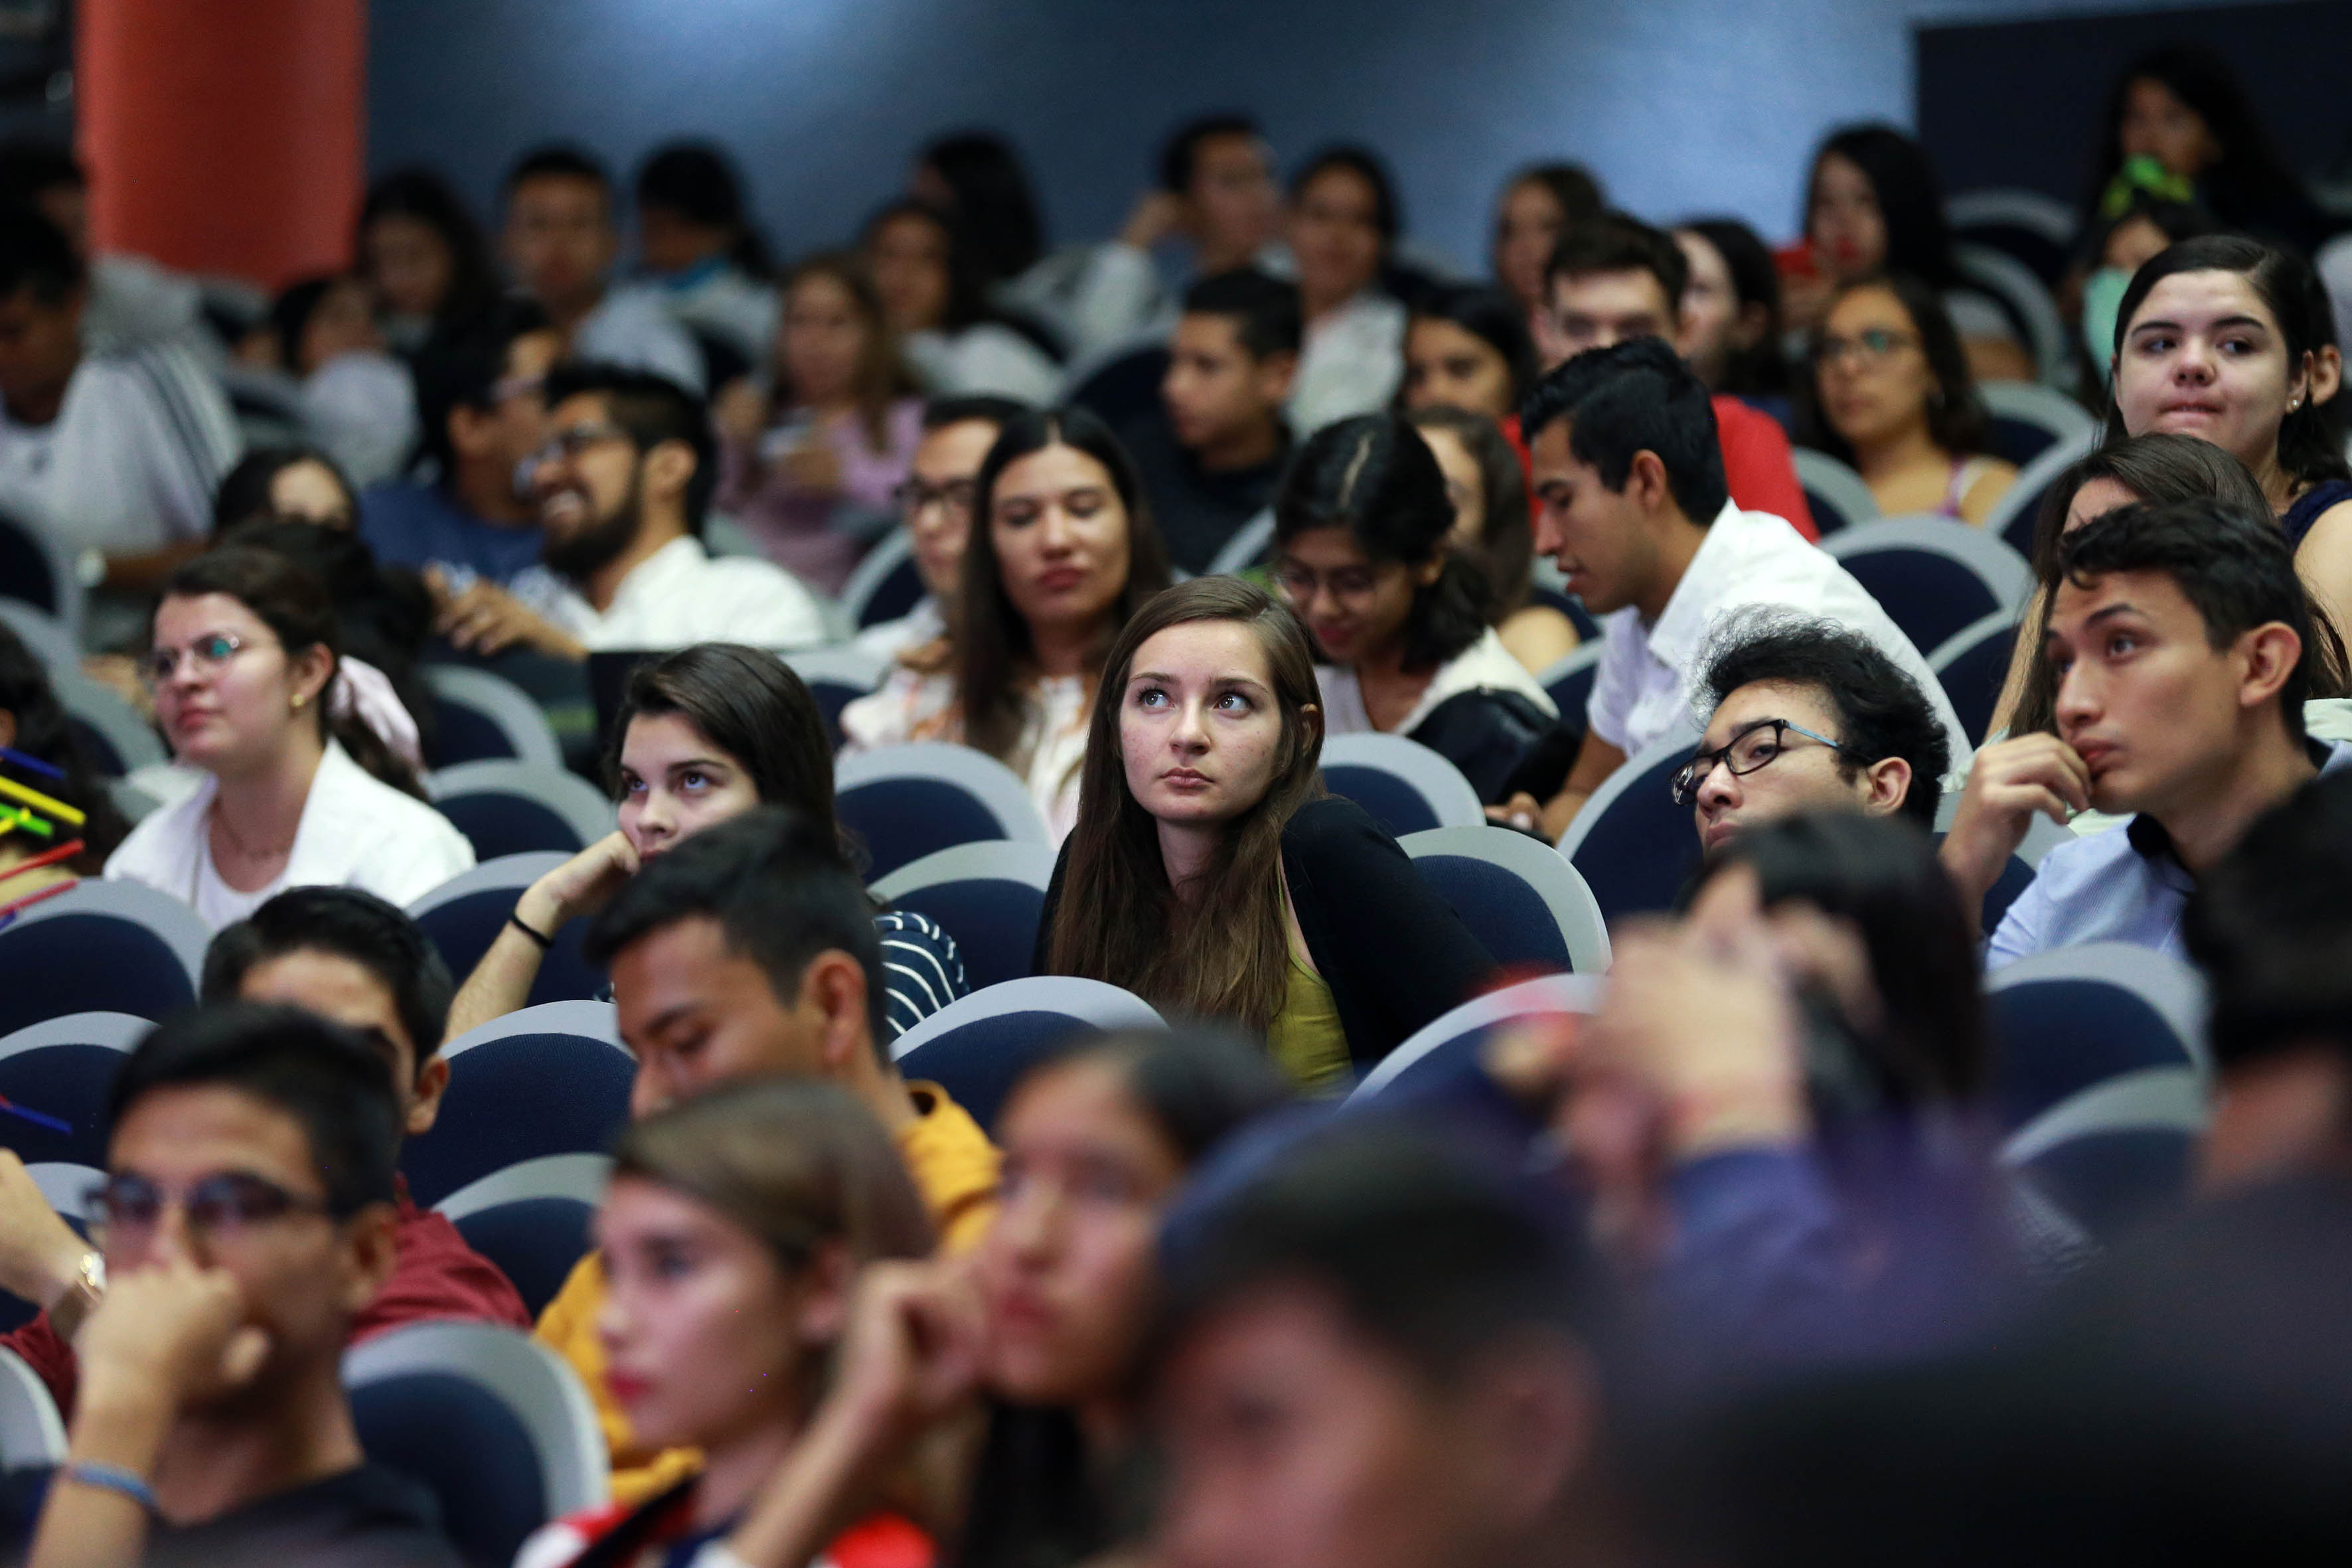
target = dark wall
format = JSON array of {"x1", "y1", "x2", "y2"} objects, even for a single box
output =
[{"x1": 1918, "y1": 0, "x2": 2352, "y2": 213}]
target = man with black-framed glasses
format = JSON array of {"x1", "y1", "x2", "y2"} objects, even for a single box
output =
[
  {"x1": 16, "y1": 1004, "x2": 461, "y2": 1567},
  {"x1": 1681, "y1": 613, "x2": 1950, "y2": 852},
  {"x1": 854, "y1": 394, "x2": 1028, "y2": 661}
]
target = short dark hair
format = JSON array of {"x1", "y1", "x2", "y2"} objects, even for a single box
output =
[
  {"x1": 1164, "y1": 1121, "x2": 1593, "y2": 1383},
  {"x1": 1160, "y1": 114, "x2": 1261, "y2": 195},
  {"x1": 2059, "y1": 498, "x2": 2348, "y2": 742},
  {"x1": 635, "y1": 141, "x2": 769, "y2": 276},
  {"x1": 923, "y1": 394, "x2": 1029, "y2": 433},
  {"x1": 110, "y1": 1004, "x2": 402, "y2": 1215},
  {"x1": 1545, "y1": 210, "x2": 1686, "y2": 308},
  {"x1": 2187, "y1": 770, "x2": 2352, "y2": 1070},
  {"x1": 1520, "y1": 337, "x2": 1729, "y2": 524},
  {"x1": 1289, "y1": 146, "x2": 1399, "y2": 245},
  {"x1": 1180, "y1": 268, "x2": 1302, "y2": 360},
  {"x1": 408, "y1": 295, "x2": 553, "y2": 480},
  {"x1": 200, "y1": 888, "x2": 455, "y2": 1065},
  {"x1": 542, "y1": 360, "x2": 717, "y2": 531},
  {"x1": 1699, "y1": 612, "x2": 1951, "y2": 828},
  {"x1": 0, "y1": 204, "x2": 82, "y2": 304},
  {"x1": 586, "y1": 807, "x2": 888, "y2": 1054},
  {"x1": 504, "y1": 143, "x2": 611, "y2": 200}
]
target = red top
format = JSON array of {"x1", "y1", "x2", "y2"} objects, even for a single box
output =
[
  {"x1": 1713, "y1": 396, "x2": 1817, "y2": 541},
  {"x1": 2, "y1": 1176, "x2": 529, "y2": 1413}
]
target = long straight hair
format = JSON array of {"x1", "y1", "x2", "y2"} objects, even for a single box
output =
[
  {"x1": 1405, "y1": 404, "x2": 1535, "y2": 617},
  {"x1": 772, "y1": 252, "x2": 917, "y2": 453},
  {"x1": 1046, "y1": 580, "x2": 1324, "y2": 1034},
  {"x1": 955, "y1": 407, "x2": 1172, "y2": 763}
]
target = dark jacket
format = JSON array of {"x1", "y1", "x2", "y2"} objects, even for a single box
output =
[{"x1": 1036, "y1": 796, "x2": 1498, "y2": 1071}]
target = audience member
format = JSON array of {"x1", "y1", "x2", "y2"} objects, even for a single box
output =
[
  {"x1": 1277, "y1": 414, "x2": 1569, "y2": 803},
  {"x1": 1996, "y1": 433, "x2": 2271, "y2": 740},
  {"x1": 633, "y1": 139, "x2": 777, "y2": 377},
  {"x1": 2104, "y1": 235, "x2": 2352, "y2": 627},
  {"x1": 1490, "y1": 161, "x2": 1606, "y2": 316},
  {"x1": 1042, "y1": 578, "x2": 1496, "y2": 1089},
  {"x1": 1119, "y1": 267, "x2": 1298, "y2": 575},
  {"x1": 863, "y1": 199, "x2": 1062, "y2": 404},
  {"x1": 106, "y1": 546, "x2": 471, "y2": 925},
  {"x1": 1541, "y1": 212, "x2": 1813, "y2": 536},
  {"x1": 0, "y1": 137, "x2": 206, "y2": 358},
  {"x1": 501, "y1": 145, "x2": 704, "y2": 393},
  {"x1": 236, "y1": 272, "x2": 418, "y2": 487},
  {"x1": 2084, "y1": 45, "x2": 2331, "y2": 254},
  {"x1": 551, "y1": 807, "x2": 999, "y2": 1500},
  {"x1": 714, "y1": 253, "x2": 923, "y2": 594},
  {"x1": 1944, "y1": 499, "x2": 2351, "y2": 962},
  {"x1": 1788, "y1": 123, "x2": 2032, "y2": 381},
  {"x1": 707, "y1": 1029, "x2": 1289, "y2": 1568},
  {"x1": 21, "y1": 1004, "x2": 462, "y2": 1568},
  {"x1": 447, "y1": 642, "x2": 965, "y2": 1038},
  {"x1": 1674, "y1": 219, "x2": 1789, "y2": 408},
  {"x1": 362, "y1": 297, "x2": 561, "y2": 599},
  {"x1": 212, "y1": 447, "x2": 360, "y2": 534},
  {"x1": 1682, "y1": 612, "x2": 1950, "y2": 853},
  {"x1": 2075, "y1": 191, "x2": 2217, "y2": 390},
  {"x1": 517, "y1": 1080, "x2": 935, "y2": 1568},
  {"x1": 1405, "y1": 404, "x2": 1577, "y2": 672},
  {"x1": 1798, "y1": 273, "x2": 2017, "y2": 524},
  {"x1": 1284, "y1": 147, "x2": 1407, "y2": 434},
  {"x1": 1401, "y1": 282, "x2": 1540, "y2": 424},
  {"x1": 357, "y1": 167, "x2": 502, "y2": 353},
  {"x1": 852, "y1": 394, "x2": 1028, "y2": 661},
  {"x1": 432, "y1": 361, "x2": 826, "y2": 658},
  {"x1": 0, "y1": 209, "x2": 240, "y2": 588},
  {"x1": 1153, "y1": 1124, "x2": 1622, "y2": 1568},
  {"x1": 1494, "y1": 340, "x2": 1963, "y2": 839},
  {"x1": 840, "y1": 406, "x2": 1172, "y2": 840},
  {"x1": 912, "y1": 131, "x2": 1048, "y2": 292},
  {"x1": 0, "y1": 621, "x2": 130, "y2": 896}
]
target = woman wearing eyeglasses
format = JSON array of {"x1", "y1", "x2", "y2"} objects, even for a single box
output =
[
  {"x1": 1799, "y1": 274, "x2": 2018, "y2": 526},
  {"x1": 1275, "y1": 414, "x2": 1571, "y2": 805},
  {"x1": 105, "y1": 546, "x2": 474, "y2": 927}
]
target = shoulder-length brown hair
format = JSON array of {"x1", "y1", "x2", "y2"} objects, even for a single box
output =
[
  {"x1": 956, "y1": 406, "x2": 1173, "y2": 763},
  {"x1": 1405, "y1": 404, "x2": 1534, "y2": 618},
  {"x1": 773, "y1": 252, "x2": 917, "y2": 452},
  {"x1": 1046, "y1": 578, "x2": 1325, "y2": 1034}
]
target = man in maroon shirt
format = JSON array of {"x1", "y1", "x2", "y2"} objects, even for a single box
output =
[
  {"x1": 0, "y1": 888, "x2": 527, "y2": 1410},
  {"x1": 1537, "y1": 211, "x2": 1817, "y2": 542}
]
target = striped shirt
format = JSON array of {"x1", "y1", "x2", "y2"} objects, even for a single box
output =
[
  {"x1": 874, "y1": 907, "x2": 969, "y2": 1038},
  {"x1": 0, "y1": 343, "x2": 241, "y2": 554}
]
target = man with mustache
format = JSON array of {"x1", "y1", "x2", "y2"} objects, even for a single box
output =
[{"x1": 432, "y1": 362, "x2": 826, "y2": 659}]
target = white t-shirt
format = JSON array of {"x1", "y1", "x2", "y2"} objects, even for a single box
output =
[
  {"x1": 573, "y1": 285, "x2": 708, "y2": 395},
  {"x1": 851, "y1": 595, "x2": 947, "y2": 663},
  {"x1": 548, "y1": 534, "x2": 828, "y2": 652},
  {"x1": 902, "y1": 323, "x2": 1063, "y2": 406},
  {"x1": 1318, "y1": 625, "x2": 1558, "y2": 736},
  {"x1": 0, "y1": 343, "x2": 242, "y2": 554},
  {"x1": 106, "y1": 740, "x2": 476, "y2": 927},
  {"x1": 838, "y1": 668, "x2": 1091, "y2": 844},
  {"x1": 1287, "y1": 290, "x2": 1405, "y2": 437},
  {"x1": 1587, "y1": 501, "x2": 1971, "y2": 765}
]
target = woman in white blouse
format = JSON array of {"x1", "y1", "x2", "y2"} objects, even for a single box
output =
[
  {"x1": 840, "y1": 406, "x2": 1172, "y2": 841},
  {"x1": 107, "y1": 546, "x2": 474, "y2": 925}
]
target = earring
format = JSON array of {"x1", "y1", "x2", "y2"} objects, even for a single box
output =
[{"x1": 291, "y1": 693, "x2": 305, "y2": 710}]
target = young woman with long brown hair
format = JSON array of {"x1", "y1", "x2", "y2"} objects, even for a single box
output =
[{"x1": 1040, "y1": 576, "x2": 1493, "y2": 1090}]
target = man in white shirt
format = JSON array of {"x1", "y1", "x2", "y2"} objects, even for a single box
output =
[
  {"x1": 1496, "y1": 339, "x2": 1964, "y2": 840},
  {"x1": 503, "y1": 147, "x2": 706, "y2": 396},
  {"x1": 0, "y1": 210, "x2": 239, "y2": 584},
  {"x1": 433, "y1": 362, "x2": 825, "y2": 659}
]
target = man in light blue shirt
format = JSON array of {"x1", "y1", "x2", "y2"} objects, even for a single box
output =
[{"x1": 1940, "y1": 499, "x2": 2345, "y2": 968}]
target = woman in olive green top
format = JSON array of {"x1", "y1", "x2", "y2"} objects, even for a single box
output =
[{"x1": 1040, "y1": 578, "x2": 1495, "y2": 1091}]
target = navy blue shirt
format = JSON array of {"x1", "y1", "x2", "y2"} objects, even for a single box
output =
[{"x1": 360, "y1": 481, "x2": 548, "y2": 592}]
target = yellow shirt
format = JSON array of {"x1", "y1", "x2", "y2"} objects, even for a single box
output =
[
  {"x1": 1267, "y1": 956, "x2": 1349, "y2": 1094},
  {"x1": 534, "y1": 1080, "x2": 1001, "y2": 1504}
]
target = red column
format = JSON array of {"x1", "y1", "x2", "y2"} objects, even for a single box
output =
[{"x1": 76, "y1": 0, "x2": 366, "y2": 287}]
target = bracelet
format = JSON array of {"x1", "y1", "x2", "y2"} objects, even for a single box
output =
[
  {"x1": 59, "y1": 1461, "x2": 156, "y2": 1511},
  {"x1": 508, "y1": 911, "x2": 553, "y2": 949}
]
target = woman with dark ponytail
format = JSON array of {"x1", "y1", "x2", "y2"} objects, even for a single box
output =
[
  {"x1": 105, "y1": 546, "x2": 473, "y2": 926},
  {"x1": 1273, "y1": 414, "x2": 1573, "y2": 803}
]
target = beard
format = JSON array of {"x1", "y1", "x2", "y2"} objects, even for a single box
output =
[{"x1": 541, "y1": 471, "x2": 643, "y2": 584}]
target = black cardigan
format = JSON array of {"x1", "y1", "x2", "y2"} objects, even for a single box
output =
[{"x1": 1034, "y1": 796, "x2": 1498, "y2": 1071}]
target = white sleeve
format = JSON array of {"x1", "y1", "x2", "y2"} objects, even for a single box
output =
[
  {"x1": 706, "y1": 561, "x2": 830, "y2": 649},
  {"x1": 948, "y1": 327, "x2": 1064, "y2": 405},
  {"x1": 1059, "y1": 244, "x2": 1166, "y2": 359},
  {"x1": 1585, "y1": 615, "x2": 1643, "y2": 751},
  {"x1": 129, "y1": 346, "x2": 243, "y2": 542}
]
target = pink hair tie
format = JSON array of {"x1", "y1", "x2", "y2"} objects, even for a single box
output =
[{"x1": 329, "y1": 656, "x2": 424, "y2": 773}]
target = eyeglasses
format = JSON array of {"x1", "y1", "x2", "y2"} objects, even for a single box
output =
[
  {"x1": 1669, "y1": 719, "x2": 1847, "y2": 807},
  {"x1": 531, "y1": 420, "x2": 632, "y2": 467},
  {"x1": 140, "y1": 631, "x2": 274, "y2": 688},
  {"x1": 87, "y1": 1170, "x2": 337, "y2": 1243},
  {"x1": 1274, "y1": 562, "x2": 1382, "y2": 605},
  {"x1": 1814, "y1": 327, "x2": 1917, "y2": 368},
  {"x1": 892, "y1": 477, "x2": 979, "y2": 516}
]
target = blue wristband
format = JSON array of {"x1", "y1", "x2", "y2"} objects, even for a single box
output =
[{"x1": 59, "y1": 1461, "x2": 155, "y2": 1511}]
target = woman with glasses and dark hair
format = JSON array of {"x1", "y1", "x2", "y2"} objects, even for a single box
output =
[
  {"x1": 1797, "y1": 274, "x2": 2017, "y2": 524},
  {"x1": 106, "y1": 547, "x2": 473, "y2": 927}
]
